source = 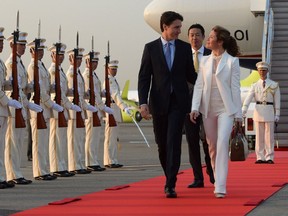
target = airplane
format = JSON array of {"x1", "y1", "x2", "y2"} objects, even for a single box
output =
[
  {"x1": 143, "y1": 0, "x2": 267, "y2": 146},
  {"x1": 121, "y1": 80, "x2": 142, "y2": 123},
  {"x1": 143, "y1": 0, "x2": 265, "y2": 70}
]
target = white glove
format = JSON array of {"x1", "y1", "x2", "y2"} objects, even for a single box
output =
[
  {"x1": 28, "y1": 102, "x2": 42, "y2": 113},
  {"x1": 7, "y1": 99, "x2": 22, "y2": 109},
  {"x1": 124, "y1": 107, "x2": 132, "y2": 116},
  {"x1": 242, "y1": 110, "x2": 247, "y2": 118},
  {"x1": 52, "y1": 103, "x2": 64, "y2": 112},
  {"x1": 87, "y1": 104, "x2": 98, "y2": 112},
  {"x1": 275, "y1": 115, "x2": 280, "y2": 122},
  {"x1": 70, "y1": 104, "x2": 81, "y2": 112},
  {"x1": 103, "y1": 106, "x2": 114, "y2": 115}
]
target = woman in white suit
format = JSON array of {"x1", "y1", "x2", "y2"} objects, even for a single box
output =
[{"x1": 190, "y1": 26, "x2": 242, "y2": 198}]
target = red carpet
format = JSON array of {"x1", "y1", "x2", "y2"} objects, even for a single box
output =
[{"x1": 13, "y1": 151, "x2": 288, "y2": 216}]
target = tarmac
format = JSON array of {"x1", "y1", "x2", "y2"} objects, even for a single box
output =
[{"x1": 0, "y1": 121, "x2": 287, "y2": 216}]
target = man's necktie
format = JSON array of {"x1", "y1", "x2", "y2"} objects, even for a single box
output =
[
  {"x1": 194, "y1": 50, "x2": 199, "y2": 72},
  {"x1": 164, "y1": 42, "x2": 172, "y2": 70},
  {"x1": 19, "y1": 59, "x2": 25, "y2": 69},
  {"x1": 263, "y1": 80, "x2": 266, "y2": 88}
]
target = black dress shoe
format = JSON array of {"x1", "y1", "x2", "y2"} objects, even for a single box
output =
[
  {"x1": 255, "y1": 160, "x2": 265, "y2": 164},
  {"x1": 267, "y1": 160, "x2": 274, "y2": 164},
  {"x1": 0, "y1": 181, "x2": 15, "y2": 189},
  {"x1": 70, "y1": 169, "x2": 91, "y2": 174},
  {"x1": 8, "y1": 178, "x2": 32, "y2": 185},
  {"x1": 165, "y1": 187, "x2": 177, "y2": 198},
  {"x1": 53, "y1": 171, "x2": 75, "y2": 177},
  {"x1": 35, "y1": 174, "x2": 57, "y2": 180},
  {"x1": 206, "y1": 169, "x2": 215, "y2": 184},
  {"x1": 27, "y1": 156, "x2": 32, "y2": 161},
  {"x1": 105, "y1": 164, "x2": 122, "y2": 168},
  {"x1": 87, "y1": 166, "x2": 106, "y2": 171},
  {"x1": 188, "y1": 180, "x2": 204, "y2": 188}
]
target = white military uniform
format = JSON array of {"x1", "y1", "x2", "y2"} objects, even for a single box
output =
[
  {"x1": 27, "y1": 50, "x2": 55, "y2": 177},
  {"x1": 0, "y1": 58, "x2": 10, "y2": 182},
  {"x1": 83, "y1": 60, "x2": 105, "y2": 167},
  {"x1": 243, "y1": 78, "x2": 281, "y2": 161},
  {"x1": 103, "y1": 70, "x2": 127, "y2": 166},
  {"x1": 5, "y1": 53, "x2": 30, "y2": 181},
  {"x1": 66, "y1": 60, "x2": 89, "y2": 171},
  {"x1": 49, "y1": 62, "x2": 73, "y2": 173}
]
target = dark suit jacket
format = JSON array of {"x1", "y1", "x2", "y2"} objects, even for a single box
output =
[{"x1": 138, "y1": 38, "x2": 196, "y2": 115}]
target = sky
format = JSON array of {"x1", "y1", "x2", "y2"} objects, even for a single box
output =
[{"x1": 0, "y1": 0, "x2": 159, "y2": 90}]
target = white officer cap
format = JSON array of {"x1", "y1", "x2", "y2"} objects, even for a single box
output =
[
  {"x1": 27, "y1": 38, "x2": 47, "y2": 49},
  {"x1": 108, "y1": 60, "x2": 119, "y2": 68},
  {"x1": 84, "y1": 52, "x2": 100, "y2": 62},
  {"x1": 67, "y1": 48, "x2": 85, "y2": 58},
  {"x1": 0, "y1": 27, "x2": 5, "y2": 40},
  {"x1": 48, "y1": 43, "x2": 67, "y2": 54},
  {"x1": 7, "y1": 32, "x2": 28, "y2": 44},
  {"x1": 256, "y1": 61, "x2": 269, "y2": 70}
]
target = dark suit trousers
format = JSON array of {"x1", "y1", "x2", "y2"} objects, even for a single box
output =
[
  {"x1": 152, "y1": 93, "x2": 186, "y2": 188},
  {"x1": 184, "y1": 114, "x2": 213, "y2": 181}
]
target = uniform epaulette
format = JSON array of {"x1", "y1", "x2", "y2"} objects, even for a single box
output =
[{"x1": 269, "y1": 82, "x2": 279, "y2": 90}]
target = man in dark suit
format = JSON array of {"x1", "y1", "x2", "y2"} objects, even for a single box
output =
[
  {"x1": 138, "y1": 11, "x2": 197, "y2": 198},
  {"x1": 185, "y1": 24, "x2": 214, "y2": 188}
]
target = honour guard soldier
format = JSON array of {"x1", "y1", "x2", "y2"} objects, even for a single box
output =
[
  {"x1": 83, "y1": 52, "x2": 113, "y2": 171},
  {"x1": 242, "y1": 61, "x2": 281, "y2": 164},
  {"x1": 103, "y1": 60, "x2": 132, "y2": 168},
  {"x1": 66, "y1": 48, "x2": 97, "y2": 174},
  {"x1": 5, "y1": 32, "x2": 42, "y2": 185},
  {"x1": 27, "y1": 39, "x2": 63, "y2": 180},
  {"x1": 0, "y1": 27, "x2": 21, "y2": 189},
  {"x1": 48, "y1": 43, "x2": 79, "y2": 177}
]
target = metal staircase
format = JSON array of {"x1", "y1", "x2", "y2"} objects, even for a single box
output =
[{"x1": 269, "y1": 0, "x2": 288, "y2": 146}]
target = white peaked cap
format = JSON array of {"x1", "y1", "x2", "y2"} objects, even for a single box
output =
[
  {"x1": 256, "y1": 61, "x2": 269, "y2": 70},
  {"x1": 84, "y1": 52, "x2": 100, "y2": 61},
  {"x1": 7, "y1": 32, "x2": 28, "y2": 44},
  {"x1": 27, "y1": 38, "x2": 47, "y2": 49},
  {"x1": 48, "y1": 43, "x2": 67, "y2": 54},
  {"x1": 67, "y1": 48, "x2": 85, "y2": 58},
  {"x1": 108, "y1": 60, "x2": 119, "y2": 68}
]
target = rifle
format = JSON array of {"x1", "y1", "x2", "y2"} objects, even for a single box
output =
[
  {"x1": 11, "y1": 11, "x2": 26, "y2": 128},
  {"x1": 33, "y1": 37, "x2": 47, "y2": 129},
  {"x1": 54, "y1": 26, "x2": 67, "y2": 127},
  {"x1": 32, "y1": 20, "x2": 47, "y2": 129},
  {"x1": 73, "y1": 32, "x2": 85, "y2": 128},
  {"x1": 104, "y1": 41, "x2": 117, "y2": 127},
  {"x1": 89, "y1": 36, "x2": 101, "y2": 127}
]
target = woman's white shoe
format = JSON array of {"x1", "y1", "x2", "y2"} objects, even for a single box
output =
[{"x1": 215, "y1": 193, "x2": 226, "y2": 198}]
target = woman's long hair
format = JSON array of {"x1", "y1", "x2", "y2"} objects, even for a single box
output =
[{"x1": 212, "y1": 25, "x2": 241, "y2": 57}]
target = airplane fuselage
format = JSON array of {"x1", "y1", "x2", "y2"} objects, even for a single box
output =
[{"x1": 144, "y1": 0, "x2": 264, "y2": 69}]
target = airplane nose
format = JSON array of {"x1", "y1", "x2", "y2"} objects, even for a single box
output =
[{"x1": 144, "y1": 0, "x2": 163, "y2": 33}]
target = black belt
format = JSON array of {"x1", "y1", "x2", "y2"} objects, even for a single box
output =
[{"x1": 256, "y1": 101, "x2": 273, "y2": 105}]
